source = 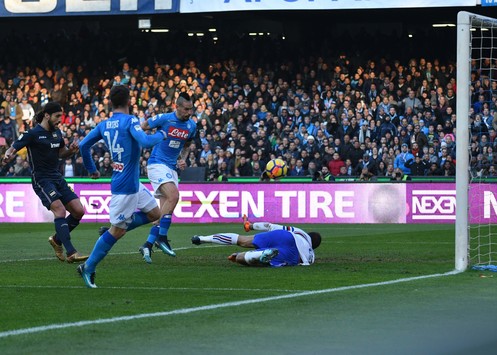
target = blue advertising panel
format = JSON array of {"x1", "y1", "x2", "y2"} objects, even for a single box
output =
[
  {"x1": 0, "y1": 0, "x2": 178, "y2": 17},
  {"x1": 482, "y1": 0, "x2": 497, "y2": 6}
]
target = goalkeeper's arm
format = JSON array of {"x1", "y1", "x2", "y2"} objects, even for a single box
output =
[{"x1": 243, "y1": 215, "x2": 286, "y2": 232}]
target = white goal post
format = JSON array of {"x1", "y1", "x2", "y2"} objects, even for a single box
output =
[{"x1": 456, "y1": 11, "x2": 497, "y2": 272}]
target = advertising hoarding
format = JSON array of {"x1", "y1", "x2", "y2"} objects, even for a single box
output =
[
  {"x1": 1, "y1": 182, "x2": 496, "y2": 224},
  {"x1": 0, "y1": 0, "x2": 177, "y2": 17}
]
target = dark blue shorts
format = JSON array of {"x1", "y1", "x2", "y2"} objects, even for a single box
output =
[
  {"x1": 32, "y1": 178, "x2": 79, "y2": 210},
  {"x1": 253, "y1": 230, "x2": 300, "y2": 267}
]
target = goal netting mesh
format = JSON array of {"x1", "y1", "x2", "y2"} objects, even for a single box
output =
[{"x1": 463, "y1": 13, "x2": 497, "y2": 271}]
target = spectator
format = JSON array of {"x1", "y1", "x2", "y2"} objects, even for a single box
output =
[
  {"x1": 6, "y1": 98, "x2": 23, "y2": 135},
  {"x1": 0, "y1": 115, "x2": 17, "y2": 145},
  {"x1": 74, "y1": 156, "x2": 88, "y2": 177},
  {"x1": 17, "y1": 160, "x2": 32, "y2": 176},
  {"x1": 394, "y1": 143, "x2": 414, "y2": 175},
  {"x1": 99, "y1": 157, "x2": 113, "y2": 177},
  {"x1": 328, "y1": 152, "x2": 345, "y2": 176},
  {"x1": 62, "y1": 157, "x2": 76, "y2": 177},
  {"x1": 238, "y1": 156, "x2": 253, "y2": 177},
  {"x1": 405, "y1": 153, "x2": 428, "y2": 176},
  {"x1": 289, "y1": 159, "x2": 305, "y2": 176}
]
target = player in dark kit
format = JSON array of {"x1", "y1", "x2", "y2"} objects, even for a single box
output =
[{"x1": 2, "y1": 102, "x2": 88, "y2": 263}]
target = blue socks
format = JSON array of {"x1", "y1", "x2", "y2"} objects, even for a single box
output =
[
  {"x1": 144, "y1": 225, "x2": 160, "y2": 248},
  {"x1": 126, "y1": 211, "x2": 150, "y2": 232},
  {"x1": 159, "y1": 214, "x2": 172, "y2": 237},
  {"x1": 85, "y1": 231, "x2": 117, "y2": 274},
  {"x1": 54, "y1": 217, "x2": 76, "y2": 255}
]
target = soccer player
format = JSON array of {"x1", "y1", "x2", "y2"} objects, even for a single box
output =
[
  {"x1": 1, "y1": 102, "x2": 88, "y2": 263},
  {"x1": 191, "y1": 215, "x2": 321, "y2": 267},
  {"x1": 138, "y1": 92, "x2": 196, "y2": 263},
  {"x1": 77, "y1": 85, "x2": 167, "y2": 288}
]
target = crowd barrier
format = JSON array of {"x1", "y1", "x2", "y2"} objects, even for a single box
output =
[{"x1": 1, "y1": 180, "x2": 496, "y2": 224}]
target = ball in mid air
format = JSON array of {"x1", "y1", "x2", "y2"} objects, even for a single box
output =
[{"x1": 264, "y1": 158, "x2": 288, "y2": 180}]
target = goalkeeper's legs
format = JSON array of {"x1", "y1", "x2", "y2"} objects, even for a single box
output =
[
  {"x1": 228, "y1": 249, "x2": 278, "y2": 266},
  {"x1": 191, "y1": 233, "x2": 255, "y2": 247}
]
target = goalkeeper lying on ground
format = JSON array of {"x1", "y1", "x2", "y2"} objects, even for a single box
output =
[{"x1": 191, "y1": 215, "x2": 321, "y2": 267}]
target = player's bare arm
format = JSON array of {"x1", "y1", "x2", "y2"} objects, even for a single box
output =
[
  {"x1": 59, "y1": 141, "x2": 79, "y2": 159},
  {"x1": 2, "y1": 146, "x2": 18, "y2": 165},
  {"x1": 177, "y1": 141, "x2": 191, "y2": 171}
]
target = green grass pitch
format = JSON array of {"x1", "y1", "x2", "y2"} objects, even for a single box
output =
[{"x1": 0, "y1": 222, "x2": 496, "y2": 354}]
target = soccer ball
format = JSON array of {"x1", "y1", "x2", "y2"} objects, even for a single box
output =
[{"x1": 264, "y1": 158, "x2": 288, "y2": 179}]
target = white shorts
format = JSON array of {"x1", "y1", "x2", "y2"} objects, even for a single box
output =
[
  {"x1": 147, "y1": 164, "x2": 179, "y2": 198},
  {"x1": 109, "y1": 183, "x2": 157, "y2": 229}
]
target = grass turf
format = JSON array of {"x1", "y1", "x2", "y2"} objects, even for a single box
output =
[{"x1": 0, "y1": 222, "x2": 496, "y2": 354}]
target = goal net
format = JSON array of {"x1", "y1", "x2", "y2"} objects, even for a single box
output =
[{"x1": 456, "y1": 12, "x2": 497, "y2": 272}]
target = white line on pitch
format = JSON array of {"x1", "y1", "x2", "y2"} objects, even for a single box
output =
[
  {"x1": 0, "y1": 270, "x2": 461, "y2": 339},
  {"x1": 0, "y1": 285, "x2": 298, "y2": 293},
  {"x1": 0, "y1": 245, "x2": 218, "y2": 264}
]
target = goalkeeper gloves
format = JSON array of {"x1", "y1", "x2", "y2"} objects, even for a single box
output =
[{"x1": 243, "y1": 214, "x2": 251, "y2": 232}]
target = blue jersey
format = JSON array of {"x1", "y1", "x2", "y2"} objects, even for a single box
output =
[
  {"x1": 147, "y1": 112, "x2": 196, "y2": 170},
  {"x1": 80, "y1": 112, "x2": 163, "y2": 195}
]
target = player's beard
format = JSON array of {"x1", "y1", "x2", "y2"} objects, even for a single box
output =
[{"x1": 47, "y1": 120, "x2": 57, "y2": 131}]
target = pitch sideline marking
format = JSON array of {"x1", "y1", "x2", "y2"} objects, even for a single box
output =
[{"x1": 0, "y1": 270, "x2": 461, "y2": 339}]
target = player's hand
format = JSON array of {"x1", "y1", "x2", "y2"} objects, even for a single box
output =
[
  {"x1": 2, "y1": 151, "x2": 14, "y2": 165},
  {"x1": 177, "y1": 159, "x2": 187, "y2": 170},
  {"x1": 68, "y1": 141, "x2": 79, "y2": 154},
  {"x1": 90, "y1": 171, "x2": 101, "y2": 179},
  {"x1": 243, "y1": 214, "x2": 251, "y2": 232}
]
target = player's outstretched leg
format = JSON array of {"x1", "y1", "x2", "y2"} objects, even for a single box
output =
[{"x1": 191, "y1": 233, "x2": 239, "y2": 245}]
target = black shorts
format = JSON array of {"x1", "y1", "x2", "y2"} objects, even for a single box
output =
[{"x1": 33, "y1": 178, "x2": 79, "y2": 210}]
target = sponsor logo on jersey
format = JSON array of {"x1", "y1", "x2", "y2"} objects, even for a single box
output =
[
  {"x1": 106, "y1": 120, "x2": 119, "y2": 129},
  {"x1": 112, "y1": 162, "x2": 125, "y2": 172},
  {"x1": 39, "y1": 136, "x2": 47, "y2": 139},
  {"x1": 168, "y1": 127, "x2": 189, "y2": 140},
  {"x1": 50, "y1": 143, "x2": 60, "y2": 148}
]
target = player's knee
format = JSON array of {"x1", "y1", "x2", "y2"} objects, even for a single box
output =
[
  {"x1": 109, "y1": 226, "x2": 126, "y2": 239},
  {"x1": 72, "y1": 208, "x2": 84, "y2": 220},
  {"x1": 238, "y1": 236, "x2": 255, "y2": 248},
  {"x1": 51, "y1": 203, "x2": 67, "y2": 218}
]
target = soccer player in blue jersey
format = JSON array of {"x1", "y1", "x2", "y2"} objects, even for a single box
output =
[
  {"x1": 191, "y1": 215, "x2": 321, "y2": 267},
  {"x1": 2, "y1": 102, "x2": 88, "y2": 263},
  {"x1": 137, "y1": 92, "x2": 196, "y2": 263},
  {"x1": 77, "y1": 85, "x2": 167, "y2": 288}
]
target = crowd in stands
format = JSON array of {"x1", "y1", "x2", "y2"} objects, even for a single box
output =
[{"x1": 1, "y1": 30, "x2": 497, "y2": 181}]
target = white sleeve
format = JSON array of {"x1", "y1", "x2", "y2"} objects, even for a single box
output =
[{"x1": 252, "y1": 222, "x2": 286, "y2": 232}]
